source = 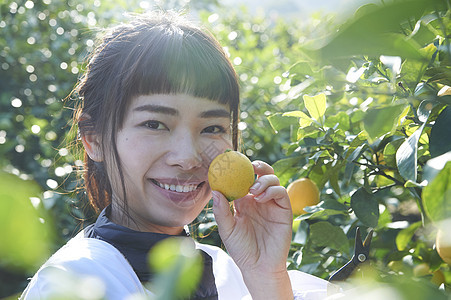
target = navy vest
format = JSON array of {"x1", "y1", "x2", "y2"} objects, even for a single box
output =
[{"x1": 84, "y1": 206, "x2": 218, "y2": 299}]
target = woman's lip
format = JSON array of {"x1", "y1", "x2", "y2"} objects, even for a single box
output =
[
  {"x1": 149, "y1": 178, "x2": 204, "y2": 186},
  {"x1": 150, "y1": 180, "x2": 208, "y2": 205},
  {"x1": 149, "y1": 179, "x2": 206, "y2": 193}
]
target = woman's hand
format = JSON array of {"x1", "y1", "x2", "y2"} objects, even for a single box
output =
[{"x1": 212, "y1": 160, "x2": 293, "y2": 299}]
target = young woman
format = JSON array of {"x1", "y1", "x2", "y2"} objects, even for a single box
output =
[{"x1": 21, "y1": 11, "x2": 329, "y2": 300}]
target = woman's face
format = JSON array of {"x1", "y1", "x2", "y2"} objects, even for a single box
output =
[{"x1": 107, "y1": 94, "x2": 232, "y2": 234}]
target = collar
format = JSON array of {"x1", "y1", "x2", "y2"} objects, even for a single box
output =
[{"x1": 84, "y1": 206, "x2": 218, "y2": 299}]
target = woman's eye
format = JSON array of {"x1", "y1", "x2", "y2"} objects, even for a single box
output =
[
  {"x1": 142, "y1": 121, "x2": 167, "y2": 130},
  {"x1": 202, "y1": 125, "x2": 226, "y2": 134}
]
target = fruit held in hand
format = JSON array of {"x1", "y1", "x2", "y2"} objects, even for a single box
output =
[
  {"x1": 208, "y1": 150, "x2": 255, "y2": 201},
  {"x1": 287, "y1": 178, "x2": 320, "y2": 215}
]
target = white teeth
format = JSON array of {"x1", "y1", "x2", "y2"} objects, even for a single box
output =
[{"x1": 155, "y1": 180, "x2": 198, "y2": 193}]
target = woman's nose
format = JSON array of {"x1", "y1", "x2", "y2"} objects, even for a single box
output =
[{"x1": 166, "y1": 133, "x2": 202, "y2": 170}]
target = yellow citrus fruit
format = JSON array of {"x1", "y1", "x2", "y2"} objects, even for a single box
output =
[
  {"x1": 413, "y1": 263, "x2": 430, "y2": 277},
  {"x1": 287, "y1": 178, "x2": 320, "y2": 215},
  {"x1": 387, "y1": 260, "x2": 404, "y2": 273},
  {"x1": 431, "y1": 270, "x2": 446, "y2": 286},
  {"x1": 436, "y1": 228, "x2": 451, "y2": 265},
  {"x1": 438, "y1": 85, "x2": 451, "y2": 96},
  {"x1": 208, "y1": 150, "x2": 255, "y2": 201}
]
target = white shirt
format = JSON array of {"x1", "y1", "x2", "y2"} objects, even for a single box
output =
[{"x1": 21, "y1": 232, "x2": 330, "y2": 299}]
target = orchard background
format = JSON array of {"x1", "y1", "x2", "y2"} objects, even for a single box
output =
[{"x1": 1, "y1": 0, "x2": 450, "y2": 298}]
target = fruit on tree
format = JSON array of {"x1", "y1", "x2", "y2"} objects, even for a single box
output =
[
  {"x1": 208, "y1": 150, "x2": 255, "y2": 201},
  {"x1": 413, "y1": 263, "x2": 430, "y2": 277},
  {"x1": 431, "y1": 270, "x2": 446, "y2": 286},
  {"x1": 387, "y1": 260, "x2": 404, "y2": 273},
  {"x1": 287, "y1": 178, "x2": 320, "y2": 215},
  {"x1": 436, "y1": 228, "x2": 451, "y2": 265},
  {"x1": 438, "y1": 85, "x2": 451, "y2": 96},
  {"x1": 413, "y1": 263, "x2": 446, "y2": 286}
]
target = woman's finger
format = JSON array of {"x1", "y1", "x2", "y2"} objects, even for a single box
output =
[
  {"x1": 253, "y1": 186, "x2": 292, "y2": 211},
  {"x1": 252, "y1": 160, "x2": 274, "y2": 177},
  {"x1": 249, "y1": 174, "x2": 280, "y2": 196}
]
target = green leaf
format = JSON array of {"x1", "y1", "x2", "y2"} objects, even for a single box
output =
[
  {"x1": 267, "y1": 113, "x2": 299, "y2": 133},
  {"x1": 396, "y1": 121, "x2": 426, "y2": 182},
  {"x1": 303, "y1": 93, "x2": 326, "y2": 124},
  {"x1": 298, "y1": 198, "x2": 348, "y2": 221},
  {"x1": 383, "y1": 137, "x2": 405, "y2": 168},
  {"x1": 436, "y1": 95, "x2": 451, "y2": 105},
  {"x1": 298, "y1": 208, "x2": 348, "y2": 221},
  {"x1": 417, "y1": 99, "x2": 439, "y2": 123},
  {"x1": 426, "y1": 66, "x2": 451, "y2": 86},
  {"x1": 317, "y1": 0, "x2": 446, "y2": 60},
  {"x1": 343, "y1": 162, "x2": 359, "y2": 187},
  {"x1": 404, "y1": 180, "x2": 425, "y2": 188},
  {"x1": 309, "y1": 221, "x2": 349, "y2": 254},
  {"x1": 411, "y1": 21, "x2": 438, "y2": 47},
  {"x1": 363, "y1": 104, "x2": 407, "y2": 141},
  {"x1": 396, "y1": 221, "x2": 422, "y2": 251},
  {"x1": 350, "y1": 109, "x2": 365, "y2": 124},
  {"x1": 297, "y1": 126, "x2": 320, "y2": 140},
  {"x1": 328, "y1": 163, "x2": 343, "y2": 196},
  {"x1": 350, "y1": 188, "x2": 379, "y2": 228},
  {"x1": 289, "y1": 60, "x2": 315, "y2": 78},
  {"x1": 324, "y1": 111, "x2": 350, "y2": 131},
  {"x1": 0, "y1": 171, "x2": 53, "y2": 271},
  {"x1": 293, "y1": 220, "x2": 309, "y2": 245},
  {"x1": 429, "y1": 106, "x2": 451, "y2": 158},
  {"x1": 422, "y1": 161, "x2": 451, "y2": 223},
  {"x1": 282, "y1": 110, "x2": 313, "y2": 127},
  {"x1": 273, "y1": 156, "x2": 305, "y2": 187},
  {"x1": 377, "y1": 206, "x2": 392, "y2": 229}
]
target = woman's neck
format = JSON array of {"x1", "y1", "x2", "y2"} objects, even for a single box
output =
[{"x1": 109, "y1": 202, "x2": 184, "y2": 235}]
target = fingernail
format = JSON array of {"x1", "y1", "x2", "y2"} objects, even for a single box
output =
[
  {"x1": 254, "y1": 192, "x2": 265, "y2": 202},
  {"x1": 250, "y1": 182, "x2": 261, "y2": 193},
  {"x1": 253, "y1": 161, "x2": 261, "y2": 168}
]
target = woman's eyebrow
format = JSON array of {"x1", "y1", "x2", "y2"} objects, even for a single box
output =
[
  {"x1": 132, "y1": 105, "x2": 230, "y2": 119},
  {"x1": 199, "y1": 109, "x2": 231, "y2": 118},
  {"x1": 133, "y1": 104, "x2": 178, "y2": 116}
]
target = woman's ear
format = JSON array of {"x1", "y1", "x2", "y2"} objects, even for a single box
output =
[
  {"x1": 81, "y1": 132, "x2": 103, "y2": 162},
  {"x1": 79, "y1": 114, "x2": 103, "y2": 162}
]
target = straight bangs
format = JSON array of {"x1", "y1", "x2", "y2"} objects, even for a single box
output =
[{"x1": 120, "y1": 23, "x2": 240, "y2": 109}]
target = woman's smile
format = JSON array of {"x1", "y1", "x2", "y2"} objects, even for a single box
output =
[
  {"x1": 149, "y1": 177, "x2": 208, "y2": 207},
  {"x1": 150, "y1": 178, "x2": 205, "y2": 193}
]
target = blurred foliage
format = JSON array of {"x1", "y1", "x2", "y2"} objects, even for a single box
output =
[
  {"x1": 1, "y1": 0, "x2": 451, "y2": 298},
  {"x1": 0, "y1": 172, "x2": 54, "y2": 277},
  {"x1": 147, "y1": 237, "x2": 203, "y2": 299}
]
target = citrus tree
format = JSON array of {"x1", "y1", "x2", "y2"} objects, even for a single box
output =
[{"x1": 264, "y1": 0, "x2": 451, "y2": 297}]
